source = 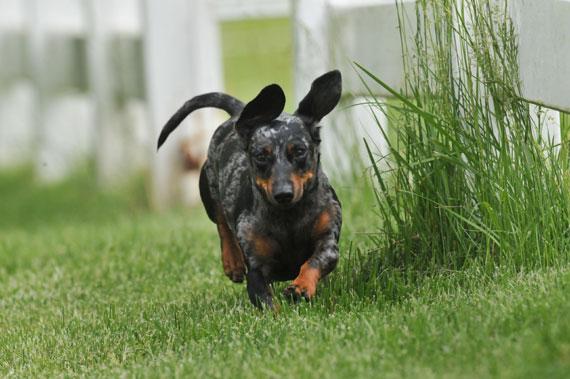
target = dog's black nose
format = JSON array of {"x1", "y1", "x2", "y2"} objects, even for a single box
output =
[{"x1": 274, "y1": 190, "x2": 294, "y2": 204}]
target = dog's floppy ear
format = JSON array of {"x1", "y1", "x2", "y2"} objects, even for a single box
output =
[
  {"x1": 295, "y1": 70, "x2": 342, "y2": 124},
  {"x1": 236, "y1": 84, "x2": 285, "y2": 140}
]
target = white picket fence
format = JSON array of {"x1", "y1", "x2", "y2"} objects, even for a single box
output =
[
  {"x1": 0, "y1": 0, "x2": 289, "y2": 210},
  {"x1": 293, "y1": 0, "x2": 570, "y2": 174},
  {"x1": 293, "y1": 0, "x2": 416, "y2": 174},
  {"x1": 0, "y1": 0, "x2": 568, "y2": 209}
]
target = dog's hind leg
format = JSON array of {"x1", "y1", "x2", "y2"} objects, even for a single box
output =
[
  {"x1": 200, "y1": 162, "x2": 246, "y2": 283},
  {"x1": 216, "y1": 211, "x2": 246, "y2": 283},
  {"x1": 199, "y1": 163, "x2": 217, "y2": 223}
]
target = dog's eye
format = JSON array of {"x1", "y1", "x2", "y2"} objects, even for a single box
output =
[
  {"x1": 253, "y1": 152, "x2": 271, "y2": 165},
  {"x1": 293, "y1": 147, "x2": 308, "y2": 158}
]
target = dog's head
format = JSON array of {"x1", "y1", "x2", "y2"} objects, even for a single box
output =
[{"x1": 235, "y1": 70, "x2": 342, "y2": 208}]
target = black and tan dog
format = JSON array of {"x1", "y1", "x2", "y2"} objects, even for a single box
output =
[{"x1": 157, "y1": 70, "x2": 342, "y2": 309}]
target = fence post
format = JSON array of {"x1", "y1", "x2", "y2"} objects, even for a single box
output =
[
  {"x1": 143, "y1": 0, "x2": 223, "y2": 210},
  {"x1": 509, "y1": 0, "x2": 570, "y2": 114},
  {"x1": 85, "y1": 0, "x2": 147, "y2": 187},
  {"x1": 292, "y1": 0, "x2": 330, "y2": 104},
  {"x1": 85, "y1": 0, "x2": 115, "y2": 186},
  {"x1": 293, "y1": 0, "x2": 411, "y2": 177},
  {"x1": 27, "y1": 0, "x2": 94, "y2": 182},
  {"x1": 0, "y1": 0, "x2": 34, "y2": 167}
]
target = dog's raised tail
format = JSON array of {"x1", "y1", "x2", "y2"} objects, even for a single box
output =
[{"x1": 157, "y1": 92, "x2": 244, "y2": 150}]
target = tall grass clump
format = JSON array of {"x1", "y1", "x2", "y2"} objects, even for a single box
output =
[{"x1": 360, "y1": 0, "x2": 570, "y2": 273}]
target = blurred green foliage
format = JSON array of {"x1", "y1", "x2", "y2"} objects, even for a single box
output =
[
  {"x1": 0, "y1": 167, "x2": 148, "y2": 231},
  {"x1": 221, "y1": 17, "x2": 294, "y2": 112}
]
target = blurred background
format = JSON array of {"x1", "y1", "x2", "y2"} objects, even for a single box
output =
[
  {"x1": 0, "y1": 0, "x2": 396, "y2": 220},
  {"x1": 0, "y1": 0, "x2": 568, "y2": 226}
]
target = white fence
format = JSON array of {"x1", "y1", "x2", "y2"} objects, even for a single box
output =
[
  {"x1": 0, "y1": 0, "x2": 289, "y2": 210},
  {"x1": 0, "y1": 0, "x2": 34, "y2": 167},
  {"x1": 293, "y1": 0, "x2": 570, "y2": 111},
  {"x1": 510, "y1": 0, "x2": 570, "y2": 112},
  {"x1": 293, "y1": 0, "x2": 570, "y2": 173},
  {"x1": 0, "y1": 0, "x2": 568, "y2": 209}
]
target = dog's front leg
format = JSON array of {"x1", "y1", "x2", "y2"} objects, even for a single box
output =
[
  {"x1": 237, "y1": 221, "x2": 276, "y2": 309},
  {"x1": 284, "y1": 236, "x2": 339, "y2": 301},
  {"x1": 246, "y1": 268, "x2": 274, "y2": 309},
  {"x1": 284, "y1": 206, "x2": 341, "y2": 301}
]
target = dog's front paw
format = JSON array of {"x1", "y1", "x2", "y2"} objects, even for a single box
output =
[
  {"x1": 283, "y1": 262, "x2": 320, "y2": 302},
  {"x1": 283, "y1": 283, "x2": 315, "y2": 302}
]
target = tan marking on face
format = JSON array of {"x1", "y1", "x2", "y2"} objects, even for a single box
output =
[
  {"x1": 291, "y1": 262, "x2": 321, "y2": 298},
  {"x1": 255, "y1": 177, "x2": 273, "y2": 198},
  {"x1": 290, "y1": 171, "x2": 314, "y2": 202}
]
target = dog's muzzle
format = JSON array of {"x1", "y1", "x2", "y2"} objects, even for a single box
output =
[{"x1": 273, "y1": 182, "x2": 294, "y2": 205}]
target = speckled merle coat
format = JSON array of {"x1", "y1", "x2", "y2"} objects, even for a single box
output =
[{"x1": 157, "y1": 70, "x2": 342, "y2": 309}]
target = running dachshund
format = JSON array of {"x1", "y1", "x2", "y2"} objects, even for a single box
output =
[{"x1": 157, "y1": 70, "x2": 342, "y2": 309}]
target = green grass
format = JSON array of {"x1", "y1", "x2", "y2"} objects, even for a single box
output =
[
  {"x1": 0, "y1": 167, "x2": 148, "y2": 231},
  {"x1": 1, "y1": 170, "x2": 569, "y2": 378},
  {"x1": 359, "y1": 0, "x2": 570, "y2": 272}
]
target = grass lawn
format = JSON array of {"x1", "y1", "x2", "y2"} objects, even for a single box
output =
[{"x1": 1, "y1": 170, "x2": 569, "y2": 378}]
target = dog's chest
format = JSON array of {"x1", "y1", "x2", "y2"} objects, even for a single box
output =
[{"x1": 250, "y1": 214, "x2": 317, "y2": 280}]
